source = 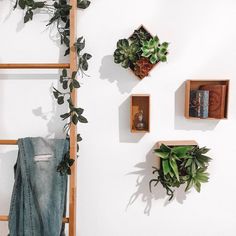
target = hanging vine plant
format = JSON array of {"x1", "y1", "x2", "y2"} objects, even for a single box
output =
[{"x1": 13, "y1": 0, "x2": 92, "y2": 175}]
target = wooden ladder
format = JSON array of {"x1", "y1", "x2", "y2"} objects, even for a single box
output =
[{"x1": 0, "y1": 1, "x2": 78, "y2": 235}]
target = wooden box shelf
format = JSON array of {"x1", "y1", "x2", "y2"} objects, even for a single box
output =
[
  {"x1": 130, "y1": 94, "x2": 150, "y2": 133},
  {"x1": 155, "y1": 140, "x2": 198, "y2": 169},
  {"x1": 185, "y1": 80, "x2": 230, "y2": 119}
]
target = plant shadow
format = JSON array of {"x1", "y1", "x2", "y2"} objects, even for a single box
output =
[
  {"x1": 174, "y1": 82, "x2": 219, "y2": 130},
  {"x1": 126, "y1": 145, "x2": 189, "y2": 215},
  {"x1": 99, "y1": 55, "x2": 139, "y2": 94},
  {"x1": 119, "y1": 96, "x2": 145, "y2": 143}
]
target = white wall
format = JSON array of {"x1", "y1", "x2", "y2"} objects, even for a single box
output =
[{"x1": 0, "y1": 0, "x2": 236, "y2": 235}]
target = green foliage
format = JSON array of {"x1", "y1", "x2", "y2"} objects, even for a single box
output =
[
  {"x1": 129, "y1": 26, "x2": 152, "y2": 46},
  {"x1": 150, "y1": 144, "x2": 211, "y2": 201},
  {"x1": 113, "y1": 26, "x2": 169, "y2": 76},
  {"x1": 13, "y1": 0, "x2": 92, "y2": 175},
  {"x1": 114, "y1": 39, "x2": 140, "y2": 68},
  {"x1": 141, "y1": 36, "x2": 169, "y2": 64}
]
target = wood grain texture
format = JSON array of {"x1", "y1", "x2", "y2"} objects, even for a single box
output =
[
  {"x1": 0, "y1": 140, "x2": 17, "y2": 145},
  {"x1": 0, "y1": 64, "x2": 70, "y2": 69},
  {"x1": 69, "y1": 0, "x2": 78, "y2": 235},
  {"x1": 0, "y1": 215, "x2": 69, "y2": 223}
]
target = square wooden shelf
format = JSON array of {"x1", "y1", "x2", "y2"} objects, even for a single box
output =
[
  {"x1": 155, "y1": 140, "x2": 198, "y2": 169},
  {"x1": 130, "y1": 94, "x2": 150, "y2": 133},
  {"x1": 185, "y1": 80, "x2": 230, "y2": 119}
]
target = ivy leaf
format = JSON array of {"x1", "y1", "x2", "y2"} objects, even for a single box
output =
[
  {"x1": 57, "y1": 96, "x2": 64, "y2": 105},
  {"x1": 74, "y1": 108, "x2": 84, "y2": 115},
  {"x1": 81, "y1": 59, "x2": 88, "y2": 71},
  {"x1": 60, "y1": 112, "x2": 70, "y2": 120},
  {"x1": 24, "y1": 10, "x2": 33, "y2": 23},
  {"x1": 77, "y1": 134, "x2": 82, "y2": 142},
  {"x1": 63, "y1": 81, "x2": 68, "y2": 89},
  {"x1": 67, "y1": 167, "x2": 71, "y2": 175},
  {"x1": 72, "y1": 79, "x2": 80, "y2": 88},
  {"x1": 62, "y1": 69, "x2": 67, "y2": 77},
  {"x1": 68, "y1": 158, "x2": 75, "y2": 166},
  {"x1": 53, "y1": 91, "x2": 59, "y2": 99},
  {"x1": 64, "y1": 47, "x2": 70, "y2": 56},
  {"x1": 72, "y1": 114, "x2": 78, "y2": 125},
  {"x1": 19, "y1": 0, "x2": 26, "y2": 9},
  {"x1": 69, "y1": 82, "x2": 74, "y2": 92},
  {"x1": 82, "y1": 53, "x2": 92, "y2": 60},
  {"x1": 78, "y1": 115, "x2": 88, "y2": 123},
  {"x1": 77, "y1": 0, "x2": 91, "y2": 9}
]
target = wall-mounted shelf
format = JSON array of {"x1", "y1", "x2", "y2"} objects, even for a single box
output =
[
  {"x1": 185, "y1": 80, "x2": 230, "y2": 119},
  {"x1": 130, "y1": 94, "x2": 150, "y2": 133}
]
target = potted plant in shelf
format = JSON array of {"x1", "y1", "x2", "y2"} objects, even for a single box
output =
[
  {"x1": 149, "y1": 143, "x2": 211, "y2": 201},
  {"x1": 113, "y1": 26, "x2": 169, "y2": 79}
]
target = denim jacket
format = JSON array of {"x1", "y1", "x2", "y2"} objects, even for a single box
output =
[{"x1": 8, "y1": 137, "x2": 69, "y2": 236}]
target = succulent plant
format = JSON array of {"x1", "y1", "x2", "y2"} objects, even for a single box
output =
[
  {"x1": 141, "y1": 36, "x2": 169, "y2": 64},
  {"x1": 130, "y1": 26, "x2": 152, "y2": 46},
  {"x1": 114, "y1": 39, "x2": 140, "y2": 68},
  {"x1": 134, "y1": 57, "x2": 154, "y2": 79},
  {"x1": 150, "y1": 144, "x2": 211, "y2": 201}
]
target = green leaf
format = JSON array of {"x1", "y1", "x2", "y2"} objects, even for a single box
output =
[
  {"x1": 78, "y1": 115, "x2": 88, "y2": 123},
  {"x1": 82, "y1": 53, "x2": 92, "y2": 60},
  {"x1": 62, "y1": 81, "x2": 68, "y2": 89},
  {"x1": 19, "y1": 0, "x2": 26, "y2": 9},
  {"x1": 169, "y1": 158, "x2": 179, "y2": 181},
  {"x1": 194, "y1": 180, "x2": 201, "y2": 192},
  {"x1": 77, "y1": 134, "x2": 82, "y2": 142},
  {"x1": 162, "y1": 159, "x2": 171, "y2": 175},
  {"x1": 74, "y1": 108, "x2": 84, "y2": 115},
  {"x1": 159, "y1": 55, "x2": 167, "y2": 62},
  {"x1": 172, "y1": 146, "x2": 193, "y2": 158},
  {"x1": 68, "y1": 158, "x2": 75, "y2": 166},
  {"x1": 150, "y1": 54, "x2": 158, "y2": 64},
  {"x1": 64, "y1": 48, "x2": 70, "y2": 56},
  {"x1": 57, "y1": 96, "x2": 64, "y2": 105},
  {"x1": 185, "y1": 178, "x2": 194, "y2": 191},
  {"x1": 60, "y1": 113, "x2": 70, "y2": 120},
  {"x1": 62, "y1": 69, "x2": 67, "y2": 77},
  {"x1": 154, "y1": 150, "x2": 169, "y2": 159},
  {"x1": 162, "y1": 42, "x2": 169, "y2": 48},
  {"x1": 160, "y1": 144, "x2": 171, "y2": 152},
  {"x1": 72, "y1": 79, "x2": 80, "y2": 88},
  {"x1": 77, "y1": 0, "x2": 91, "y2": 9},
  {"x1": 24, "y1": 10, "x2": 33, "y2": 23},
  {"x1": 72, "y1": 114, "x2": 78, "y2": 125}
]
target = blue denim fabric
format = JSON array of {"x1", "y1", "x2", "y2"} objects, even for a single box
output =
[{"x1": 8, "y1": 137, "x2": 69, "y2": 236}]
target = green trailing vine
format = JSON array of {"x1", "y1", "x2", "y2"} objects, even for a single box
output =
[{"x1": 13, "y1": 0, "x2": 92, "y2": 175}]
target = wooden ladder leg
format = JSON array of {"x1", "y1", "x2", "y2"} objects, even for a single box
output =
[{"x1": 69, "y1": 0, "x2": 78, "y2": 236}]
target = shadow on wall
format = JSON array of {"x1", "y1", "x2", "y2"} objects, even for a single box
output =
[
  {"x1": 119, "y1": 96, "x2": 145, "y2": 143},
  {"x1": 0, "y1": 150, "x2": 18, "y2": 235},
  {"x1": 32, "y1": 81, "x2": 68, "y2": 139},
  {"x1": 174, "y1": 81, "x2": 219, "y2": 130},
  {"x1": 99, "y1": 55, "x2": 139, "y2": 94},
  {"x1": 126, "y1": 145, "x2": 189, "y2": 215}
]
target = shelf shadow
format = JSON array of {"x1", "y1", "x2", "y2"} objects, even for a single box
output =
[
  {"x1": 119, "y1": 96, "x2": 145, "y2": 143},
  {"x1": 99, "y1": 55, "x2": 139, "y2": 94},
  {"x1": 126, "y1": 145, "x2": 189, "y2": 215},
  {"x1": 174, "y1": 82, "x2": 219, "y2": 131}
]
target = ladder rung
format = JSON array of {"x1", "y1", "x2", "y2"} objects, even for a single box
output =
[
  {"x1": 0, "y1": 140, "x2": 17, "y2": 145},
  {"x1": 0, "y1": 63, "x2": 70, "y2": 69},
  {"x1": 0, "y1": 215, "x2": 69, "y2": 223}
]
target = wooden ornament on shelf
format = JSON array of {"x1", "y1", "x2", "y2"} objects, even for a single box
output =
[
  {"x1": 185, "y1": 80, "x2": 230, "y2": 119},
  {"x1": 130, "y1": 94, "x2": 150, "y2": 133}
]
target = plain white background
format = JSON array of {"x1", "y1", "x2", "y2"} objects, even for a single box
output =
[{"x1": 0, "y1": 0, "x2": 236, "y2": 235}]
